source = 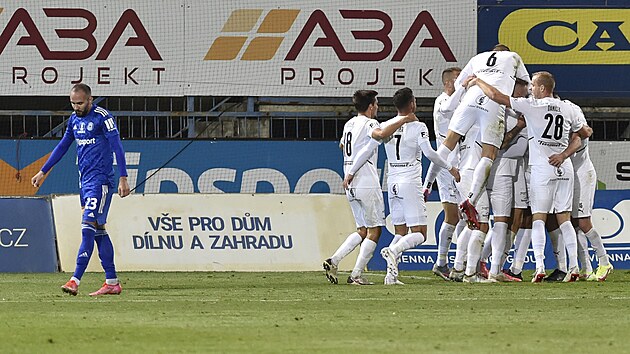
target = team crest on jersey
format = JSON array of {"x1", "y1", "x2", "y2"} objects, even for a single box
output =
[
  {"x1": 554, "y1": 166, "x2": 565, "y2": 177},
  {"x1": 87, "y1": 122, "x2": 94, "y2": 131},
  {"x1": 475, "y1": 95, "x2": 488, "y2": 105},
  {"x1": 392, "y1": 183, "x2": 398, "y2": 196}
]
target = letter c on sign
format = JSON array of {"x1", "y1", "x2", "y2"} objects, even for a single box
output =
[{"x1": 527, "y1": 21, "x2": 578, "y2": 52}]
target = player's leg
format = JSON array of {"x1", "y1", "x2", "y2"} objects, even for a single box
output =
[
  {"x1": 574, "y1": 222, "x2": 594, "y2": 279},
  {"x1": 324, "y1": 188, "x2": 366, "y2": 284},
  {"x1": 62, "y1": 187, "x2": 98, "y2": 295},
  {"x1": 463, "y1": 192, "x2": 491, "y2": 283},
  {"x1": 529, "y1": 165, "x2": 556, "y2": 282},
  {"x1": 576, "y1": 168, "x2": 612, "y2": 281},
  {"x1": 555, "y1": 212, "x2": 580, "y2": 282},
  {"x1": 381, "y1": 187, "x2": 407, "y2": 284},
  {"x1": 83, "y1": 184, "x2": 122, "y2": 296},
  {"x1": 464, "y1": 103, "x2": 505, "y2": 209},
  {"x1": 434, "y1": 177, "x2": 459, "y2": 278},
  {"x1": 348, "y1": 188, "x2": 385, "y2": 285}
]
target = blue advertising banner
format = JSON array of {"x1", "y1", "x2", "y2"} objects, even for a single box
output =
[
  {"x1": 0, "y1": 197, "x2": 58, "y2": 272},
  {"x1": 477, "y1": 0, "x2": 630, "y2": 97}
]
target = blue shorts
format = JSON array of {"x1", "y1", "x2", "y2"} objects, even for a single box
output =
[{"x1": 80, "y1": 184, "x2": 114, "y2": 225}]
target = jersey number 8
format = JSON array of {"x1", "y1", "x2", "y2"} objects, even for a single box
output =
[{"x1": 344, "y1": 132, "x2": 352, "y2": 156}]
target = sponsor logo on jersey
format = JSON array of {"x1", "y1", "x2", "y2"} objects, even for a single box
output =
[
  {"x1": 77, "y1": 122, "x2": 86, "y2": 134},
  {"x1": 205, "y1": 9, "x2": 455, "y2": 62},
  {"x1": 498, "y1": 9, "x2": 630, "y2": 64},
  {"x1": 77, "y1": 138, "x2": 96, "y2": 146}
]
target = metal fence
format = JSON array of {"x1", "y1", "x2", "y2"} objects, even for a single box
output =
[{"x1": 0, "y1": 96, "x2": 628, "y2": 141}]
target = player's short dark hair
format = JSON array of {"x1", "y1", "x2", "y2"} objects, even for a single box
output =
[
  {"x1": 353, "y1": 90, "x2": 378, "y2": 112},
  {"x1": 441, "y1": 67, "x2": 461, "y2": 84},
  {"x1": 392, "y1": 87, "x2": 414, "y2": 111},
  {"x1": 533, "y1": 71, "x2": 555, "y2": 92},
  {"x1": 515, "y1": 78, "x2": 529, "y2": 86},
  {"x1": 71, "y1": 83, "x2": 92, "y2": 96},
  {"x1": 493, "y1": 44, "x2": 510, "y2": 51}
]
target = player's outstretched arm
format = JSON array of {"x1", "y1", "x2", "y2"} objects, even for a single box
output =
[
  {"x1": 500, "y1": 114, "x2": 526, "y2": 150},
  {"x1": 473, "y1": 78, "x2": 511, "y2": 107},
  {"x1": 420, "y1": 141, "x2": 460, "y2": 182},
  {"x1": 371, "y1": 114, "x2": 415, "y2": 140}
]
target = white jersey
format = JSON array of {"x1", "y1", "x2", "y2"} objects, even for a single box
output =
[
  {"x1": 564, "y1": 100, "x2": 594, "y2": 172},
  {"x1": 492, "y1": 108, "x2": 520, "y2": 175},
  {"x1": 455, "y1": 50, "x2": 530, "y2": 96},
  {"x1": 510, "y1": 96, "x2": 583, "y2": 166},
  {"x1": 433, "y1": 91, "x2": 460, "y2": 166},
  {"x1": 341, "y1": 114, "x2": 381, "y2": 188},
  {"x1": 384, "y1": 118, "x2": 430, "y2": 184}
]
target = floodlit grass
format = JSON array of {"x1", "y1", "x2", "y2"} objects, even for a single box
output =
[{"x1": 1, "y1": 271, "x2": 629, "y2": 353}]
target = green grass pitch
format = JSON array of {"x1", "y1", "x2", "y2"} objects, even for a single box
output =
[{"x1": 1, "y1": 270, "x2": 629, "y2": 353}]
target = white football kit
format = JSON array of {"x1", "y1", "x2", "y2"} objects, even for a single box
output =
[
  {"x1": 433, "y1": 92, "x2": 461, "y2": 204},
  {"x1": 566, "y1": 101, "x2": 596, "y2": 218},
  {"x1": 456, "y1": 125, "x2": 490, "y2": 223},
  {"x1": 384, "y1": 119, "x2": 432, "y2": 227},
  {"x1": 510, "y1": 97, "x2": 583, "y2": 214},
  {"x1": 341, "y1": 114, "x2": 386, "y2": 228},
  {"x1": 449, "y1": 50, "x2": 530, "y2": 148}
]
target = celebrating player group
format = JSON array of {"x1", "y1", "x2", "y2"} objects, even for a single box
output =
[{"x1": 324, "y1": 44, "x2": 613, "y2": 285}]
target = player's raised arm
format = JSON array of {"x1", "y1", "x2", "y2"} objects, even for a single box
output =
[
  {"x1": 370, "y1": 114, "x2": 415, "y2": 140},
  {"x1": 472, "y1": 78, "x2": 512, "y2": 107}
]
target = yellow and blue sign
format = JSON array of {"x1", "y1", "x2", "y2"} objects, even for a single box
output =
[{"x1": 478, "y1": 0, "x2": 630, "y2": 97}]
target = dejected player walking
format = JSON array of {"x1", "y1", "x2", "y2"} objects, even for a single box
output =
[{"x1": 32, "y1": 83, "x2": 130, "y2": 296}]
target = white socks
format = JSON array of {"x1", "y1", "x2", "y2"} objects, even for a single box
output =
[
  {"x1": 468, "y1": 157, "x2": 493, "y2": 205},
  {"x1": 351, "y1": 238, "x2": 377, "y2": 278},
  {"x1": 549, "y1": 228, "x2": 567, "y2": 272},
  {"x1": 490, "y1": 222, "x2": 509, "y2": 275},
  {"x1": 559, "y1": 221, "x2": 579, "y2": 270},
  {"x1": 389, "y1": 234, "x2": 403, "y2": 248},
  {"x1": 465, "y1": 230, "x2": 486, "y2": 276},
  {"x1": 437, "y1": 223, "x2": 456, "y2": 266},
  {"x1": 585, "y1": 228, "x2": 609, "y2": 266},
  {"x1": 481, "y1": 230, "x2": 493, "y2": 263},
  {"x1": 576, "y1": 228, "x2": 593, "y2": 273},
  {"x1": 331, "y1": 232, "x2": 363, "y2": 266},
  {"x1": 511, "y1": 229, "x2": 531, "y2": 274},
  {"x1": 391, "y1": 232, "x2": 426, "y2": 257},
  {"x1": 531, "y1": 220, "x2": 546, "y2": 271},
  {"x1": 454, "y1": 228, "x2": 472, "y2": 271}
]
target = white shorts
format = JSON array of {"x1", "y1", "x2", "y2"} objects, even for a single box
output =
[
  {"x1": 513, "y1": 158, "x2": 529, "y2": 209},
  {"x1": 487, "y1": 174, "x2": 514, "y2": 217},
  {"x1": 388, "y1": 182, "x2": 427, "y2": 227},
  {"x1": 449, "y1": 86, "x2": 506, "y2": 149},
  {"x1": 529, "y1": 163, "x2": 574, "y2": 215},
  {"x1": 436, "y1": 169, "x2": 459, "y2": 205},
  {"x1": 346, "y1": 187, "x2": 386, "y2": 228},
  {"x1": 457, "y1": 170, "x2": 490, "y2": 223},
  {"x1": 572, "y1": 167, "x2": 596, "y2": 218}
]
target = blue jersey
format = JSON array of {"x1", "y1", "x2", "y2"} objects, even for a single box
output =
[{"x1": 63, "y1": 105, "x2": 120, "y2": 187}]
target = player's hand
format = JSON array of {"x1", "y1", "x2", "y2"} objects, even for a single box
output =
[
  {"x1": 449, "y1": 167, "x2": 461, "y2": 183},
  {"x1": 118, "y1": 176, "x2": 131, "y2": 198},
  {"x1": 548, "y1": 153, "x2": 566, "y2": 167},
  {"x1": 463, "y1": 75, "x2": 477, "y2": 89},
  {"x1": 516, "y1": 114, "x2": 526, "y2": 128},
  {"x1": 343, "y1": 174, "x2": 354, "y2": 190},
  {"x1": 422, "y1": 187, "x2": 431, "y2": 202},
  {"x1": 31, "y1": 171, "x2": 45, "y2": 188}
]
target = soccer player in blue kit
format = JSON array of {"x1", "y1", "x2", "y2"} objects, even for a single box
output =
[{"x1": 32, "y1": 83, "x2": 130, "y2": 296}]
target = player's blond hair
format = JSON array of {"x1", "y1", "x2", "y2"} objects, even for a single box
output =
[{"x1": 533, "y1": 71, "x2": 555, "y2": 92}]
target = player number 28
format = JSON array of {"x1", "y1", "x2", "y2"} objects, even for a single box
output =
[{"x1": 542, "y1": 113, "x2": 564, "y2": 140}]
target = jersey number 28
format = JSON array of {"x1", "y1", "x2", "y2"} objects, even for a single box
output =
[{"x1": 542, "y1": 114, "x2": 564, "y2": 140}]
